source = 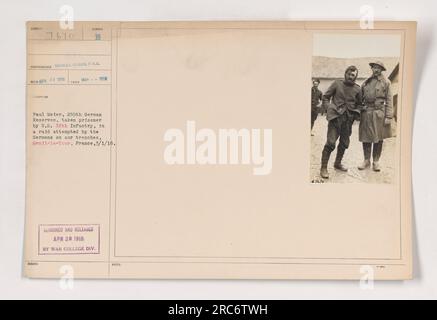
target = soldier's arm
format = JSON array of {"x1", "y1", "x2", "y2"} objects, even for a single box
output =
[
  {"x1": 360, "y1": 84, "x2": 366, "y2": 111},
  {"x1": 356, "y1": 87, "x2": 364, "y2": 111},
  {"x1": 385, "y1": 81, "x2": 394, "y2": 119},
  {"x1": 322, "y1": 81, "x2": 336, "y2": 108},
  {"x1": 315, "y1": 90, "x2": 322, "y2": 107}
]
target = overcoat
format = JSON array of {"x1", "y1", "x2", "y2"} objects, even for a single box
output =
[{"x1": 359, "y1": 75, "x2": 393, "y2": 143}]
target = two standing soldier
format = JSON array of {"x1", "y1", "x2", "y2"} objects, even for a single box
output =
[{"x1": 316, "y1": 61, "x2": 393, "y2": 179}]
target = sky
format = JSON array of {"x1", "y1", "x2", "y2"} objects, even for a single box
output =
[{"x1": 313, "y1": 33, "x2": 402, "y2": 58}]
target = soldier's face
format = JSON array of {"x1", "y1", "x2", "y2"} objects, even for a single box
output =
[
  {"x1": 312, "y1": 81, "x2": 319, "y2": 88},
  {"x1": 345, "y1": 70, "x2": 357, "y2": 83},
  {"x1": 372, "y1": 66, "x2": 382, "y2": 76}
]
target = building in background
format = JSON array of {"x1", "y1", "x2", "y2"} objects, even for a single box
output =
[
  {"x1": 312, "y1": 56, "x2": 399, "y2": 113},
  {"x1": 388, "y1": 62, "x2": 400, "y2": 121}
]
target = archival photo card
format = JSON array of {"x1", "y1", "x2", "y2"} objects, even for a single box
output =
[{"x1": 24, "y1": 21, "x2": 416, "y2": 280}]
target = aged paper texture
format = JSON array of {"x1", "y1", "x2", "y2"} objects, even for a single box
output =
[{"x1": 24, "y1": 21, "x2": 416, "y2": 279}]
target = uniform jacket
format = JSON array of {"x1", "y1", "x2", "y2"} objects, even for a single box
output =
[
  {"x1": 361, "y1": 75, "x2": 393, "y2": 119},
  {"x1": 322, "y1": 79, "x2": 363, "y2": 121},
  {"x1": 311, "y1": 87, "x2": 323, "y2": 111}
]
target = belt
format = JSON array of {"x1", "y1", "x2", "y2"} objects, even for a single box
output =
[{"x1": 364, "y1": 102, "x2": 384, "y2": 110}]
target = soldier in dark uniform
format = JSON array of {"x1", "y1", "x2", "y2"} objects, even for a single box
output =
[
  {"x1": 320, "y1": 66, "x2": 363, "y2": 179},
  {"x1": 358, "y1": 61, "x2": 393, "y2": 172},
  {"x1": 311, "y1": 78, "x2": 323, "y2": 135}
]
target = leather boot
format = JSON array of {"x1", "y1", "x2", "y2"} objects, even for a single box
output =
[
  {"x1": 358, "y1": 159, "x2": 371, "y2": 170},
  {"x1": 373, "y1": 161, "x2": 381, "y2": 172},
  {"x1": 320, "y1": 146, "x2": 332, "y2": 179},
  {"x1": 372, "y1": 141, "x2": 383, "y2": 172},
  {"x1": 358, "y1": 143, "x2": 372, "y2": 170},
  {"x1": 320, "y1": 167, "x2": 329, "y2": 179},
  {"x1": 334, "y1": 146, "x2": 348, "y2": 172},
  {"x1": 372, "y1": 141, "x2": 381, "y2": 161},
  {"x1": 373, "y1": 140, "x2": 384, "y2": 172}
]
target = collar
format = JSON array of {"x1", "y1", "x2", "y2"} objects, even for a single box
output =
[{"x1": 342, "y1": 80, "x2": 356, "y2": 86}]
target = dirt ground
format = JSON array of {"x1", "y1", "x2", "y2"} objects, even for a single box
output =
[{"x1": 310, "y1": 114, "x2": 396, "y2": 184}]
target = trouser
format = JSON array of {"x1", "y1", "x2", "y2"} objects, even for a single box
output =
[
  {"x1": 362, "y1": 141, "x2": 384, "y2": 162},
  {"x1": 311, "y1": 110, "x2": 318, "y2": 130},
  {"x1": 321, "y1": 112, "x2": 354, "y2": 169}
]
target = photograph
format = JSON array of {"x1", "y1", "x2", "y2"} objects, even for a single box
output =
[
  {"x1": 310, "y1": 33, "x2": 401, "y2": 184},
  {"x1": 3, "y1": 0, "x2": 437, "y2": 303}
]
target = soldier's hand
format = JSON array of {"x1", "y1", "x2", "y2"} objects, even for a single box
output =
[{"x1": 384, "y1": 118, "x2": 391, "y2": 126}]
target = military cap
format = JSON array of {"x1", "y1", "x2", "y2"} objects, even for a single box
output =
[{"x1": 369, "y1": 61, "x2": 387, "y2": 71}]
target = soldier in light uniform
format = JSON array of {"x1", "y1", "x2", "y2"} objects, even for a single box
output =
[
  {"x1": 320, "y1": 66, "x2": 362, "y2": 179},
  {"x1": 358, "y1": 61, "x2": 393, "y2": 172}
]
